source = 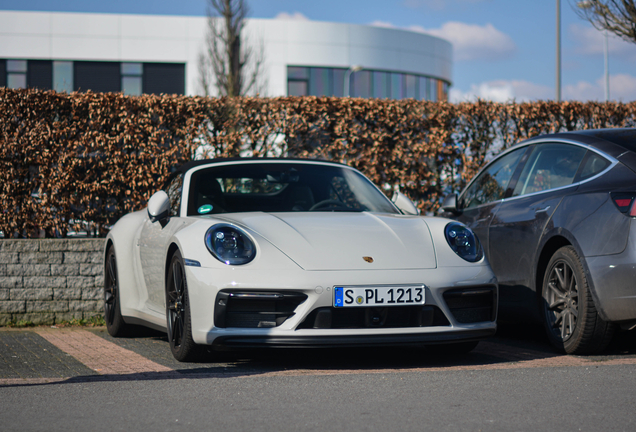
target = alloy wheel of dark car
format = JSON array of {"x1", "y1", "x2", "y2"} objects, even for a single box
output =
[
  {"x1": 541, "y1": 246, "x2": 614, "y2": 354},
  {"x1": 166, "y1": 251, "x2": 201, "y2": 362},
  {"x1": 104, "y1": 246, "x2": 129, "y2": 336}
]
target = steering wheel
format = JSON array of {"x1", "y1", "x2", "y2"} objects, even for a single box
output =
[{"x1": 309, "y1": 199, "x2": 350, "y2": 211}]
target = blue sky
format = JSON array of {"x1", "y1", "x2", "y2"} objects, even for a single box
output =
[{"x1": 3, "y1": 0, "x2": 636, "y2": 102}]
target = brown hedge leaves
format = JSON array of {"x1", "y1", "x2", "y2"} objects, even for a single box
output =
[{"x1": 1, "y1": 88, "x2": 635, "y2": 238}]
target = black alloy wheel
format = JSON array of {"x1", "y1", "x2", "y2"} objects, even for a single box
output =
[
  {"x1": 541, "y1": 246, "x2": 614, "y2": 354},
  {"x1": 104, "y1": 246, "x2": 128, "y2": 336},
  {"x1": 166, "y1": 250, "x2": 201, "y2": 362}
]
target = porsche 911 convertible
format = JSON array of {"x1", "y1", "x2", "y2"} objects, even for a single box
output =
[{"x1": 104, "y1": 158, "x2": 497, "y2": 361}]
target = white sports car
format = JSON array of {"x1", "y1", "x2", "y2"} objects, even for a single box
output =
[{"x1": 104, "y1": 159, "x2": 497, "y2": 361}]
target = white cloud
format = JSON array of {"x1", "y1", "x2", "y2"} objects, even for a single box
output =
[
  {"x1": 425, "y1": 22, "x2": 516, "y2": 61},
  {"x1": 274, "y1": 11, "x2": 309, "y2": 21},
  {"x1": 368, "y1": 20, "x2": 515, "y2": 62},
  {"x1": 369, "y1": 20, "x2": 395, "y2": 28},
  {"x1": 404, "y1": 0, "x2": 490, "y2": 11},
  {"x1": 569, "y1": 23, "x2": 636, "y2": 58},
  {"x1": 450, "y1": 80, "x2": 552, "y2": 102},
  {"x1": 564, "y1": 74, "x2": 636, "y2": 101}
]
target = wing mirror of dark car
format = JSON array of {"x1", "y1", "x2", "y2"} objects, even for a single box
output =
[
  {"x1": 147, "y1": 191, "x2": 171, "y2": 223},
  {"x1": 441, "y1": 193, "x2": 460, "y2": 213},
  {"x1": 392, "y1": 191, "x2": 420, "y2": 215}
]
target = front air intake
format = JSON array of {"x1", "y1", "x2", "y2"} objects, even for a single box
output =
[
  {"x1": 443, "y1": 286, "x2": 497, "y2": 323},
  {"x1": 214, "y1": 291, "x2": 307, "y2": 328}
]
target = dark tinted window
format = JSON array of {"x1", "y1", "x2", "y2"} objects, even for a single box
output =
[
  {"x1": 461, "y1": 147, "x2": 526, "y2": 208},
  {"x1": 512, "y1": 143, "x2": 586, "y2": 196},
  {"x1": 578, "y1": 151, "x2": 611, "y2": 181},
  {"x1": 27, "y1": 60, "x2": 52, "y2": 89},
  {"x1": 0, "y1": 60, "x2": 5, "y2": 87},
  {"x1": 74, "y1": 61, "x2": 120, "y2": 92},
  {"x1": 143, "y1": 63, "x2": 185, "y2": 95},
  {"x1": 187, "y1": 163, "x2": 398, "y2": 216}
]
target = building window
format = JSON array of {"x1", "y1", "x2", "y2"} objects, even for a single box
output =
[
  {"x1": 390, "y1": 73, "x2": 403, "y2": 99},
  {"x1": 418, "y1": 77, "x2": 429, "y2": 100},
  {"x1": 351, "y1": 70, "x2": 371, "y2": 98},
  {"x1": 7, "y1": 60, "x2": 27, "y2": 89},
  {"x1": 142, "y1": 63, "x2": 185, "y2": 95},
  {"x1": 53, "y1": 61, "x2": 73, "y2": 93},
  {"x1": 373, "y1": 71, "x2": 389, "y2": 99},
  {"x1": 405, "y1": 74, "x2": 417, "y2": 99},
  {"x1": 309, "y1": 67, "x2": 332, "y2": 96},
  {"x1": 74, "y1": 61, "x2": 120, "y2": 93},
  {"x1": 287, "y1": 65, "x2": 449, "y2": 101},
  {"x1": 122, "y1": 62, "x2": 142, "y2": 95},
  {"x1": 288, "y1": 66, "x2": 309, "y2": 96}
]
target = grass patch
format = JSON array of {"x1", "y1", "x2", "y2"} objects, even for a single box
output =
[{"x1": 55, "y1": 315, "x2": 106, "y2": 327}]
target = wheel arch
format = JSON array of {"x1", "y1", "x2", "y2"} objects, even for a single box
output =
[
  {"x1": 164, "y1": 242, "x2": 182, "y2": 288},
  {"x1": 535, "y1": 230, "x2": 608, "y2": 321},
  {"x1": 535, "y1": 235, "x2": 572, "y2": 301},
  {"x1": 104, "y1": 210, "x2": 147, "y2": 318}
]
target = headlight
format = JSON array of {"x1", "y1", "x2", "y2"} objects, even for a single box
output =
[
  {"x1": 205, "y1": 224, "x2": 256, "y2": 265},
  {"x1": 444, "y1": 222, "x2": 483, "y2": 263}
]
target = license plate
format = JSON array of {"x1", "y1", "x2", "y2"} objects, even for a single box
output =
[{"x1": 333, "y1": 285, "x2": 426, "y2": 307}]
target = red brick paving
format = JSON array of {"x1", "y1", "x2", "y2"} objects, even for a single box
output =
[{"x1": 34, "y1": 328, "x2": 175, "y2": 375}]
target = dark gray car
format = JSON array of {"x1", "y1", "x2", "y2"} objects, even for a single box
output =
[{"x1": 442, "y1": 128, "x2": 636, "y2": 354}]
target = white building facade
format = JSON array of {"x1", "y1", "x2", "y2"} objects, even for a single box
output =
[{"x1": 0, "y1": 10, "x2": 453, "y2": 100}]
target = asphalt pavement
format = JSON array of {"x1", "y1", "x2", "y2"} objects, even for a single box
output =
[{"x1": 1, "y1": 324, "x2": 635, "y2": 431}]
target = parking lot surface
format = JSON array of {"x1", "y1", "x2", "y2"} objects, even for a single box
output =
[
  {"x1": 2, "y1": 325, "x2": 636, "y2": 432},
  {"x1": 2, "y1": 324, "x2": 636, "y2": 383}
]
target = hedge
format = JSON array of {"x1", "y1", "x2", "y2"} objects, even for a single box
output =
[{"x1": 1, "y1": 88, "x2": 635, "y2": 238}]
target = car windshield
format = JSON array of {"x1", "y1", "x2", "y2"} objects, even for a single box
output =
[{"x1": 186, "y1": 162, "x2": 399, "y2": 216}]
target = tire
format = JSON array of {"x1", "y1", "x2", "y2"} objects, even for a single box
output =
[
  {"x1": 104, "y1": 246, "x2": 129, "y2": 337},
  {"x1": 541, "y1": 246, "x2": 614, "y2": 355},
  {"x1": 166, "y1": 250, "x2": 202, "y2": 362}
]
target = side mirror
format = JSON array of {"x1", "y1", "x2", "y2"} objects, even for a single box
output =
[
  {"x1": 441, "y1": 193, "x2": 459, "y2": 213},
  {"x1": 147, "y1": 191, "x2": 171, "y2": 223},
  {"x1": 392, "y1": 191, "x2": 420, "y2": 215}
]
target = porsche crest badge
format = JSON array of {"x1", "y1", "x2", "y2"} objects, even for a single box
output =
[{"x1": 363, "y1": 256, "x2": 374, "y2": 263}]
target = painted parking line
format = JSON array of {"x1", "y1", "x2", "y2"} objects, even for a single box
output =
[{"x1": 34, "y1": 328, "x2": 176, "y2": 376}]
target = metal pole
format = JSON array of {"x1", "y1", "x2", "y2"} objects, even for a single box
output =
[
  {"x1": 604, "y1": 31, "x2": 610, "y2": 101},
  {"x1": 344, "y1": 65, "x2": 362, "y2": 97},
  {"x1": 556, "y1": 0, "x2": 561, "y2": 101}
]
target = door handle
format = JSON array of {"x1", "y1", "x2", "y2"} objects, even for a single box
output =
[{"x1": 535, "y1": 206, "x2": 551, "y2": 214}]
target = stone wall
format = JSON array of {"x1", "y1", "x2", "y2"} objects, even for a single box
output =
[{"x1": 0, "y1": 239, "x2": 104, "y2": 325}]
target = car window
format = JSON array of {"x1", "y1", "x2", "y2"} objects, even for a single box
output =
[
  {"x1": 166, "y1": 174, "x2": 183, "y2": 216},
  {"x1": 512, "y1": 143, "x2": 586, "y2": 197},
  {"x1": 578, "y1": 151, "x2": 611, "y2": 181},
  {"x1": 461, "y1": 147, "x2": 527, "y2": 209},
  {"x1": 186, "y1": 163, "x2": 399, "y2": 215}
]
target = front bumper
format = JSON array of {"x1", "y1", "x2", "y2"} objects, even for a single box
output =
[
  {"x1": 212, "y1": 328, "x2": 495, "y2": 349},
  {"x1": 185, "y1": 265, "x2": 497, "y2": 346}
]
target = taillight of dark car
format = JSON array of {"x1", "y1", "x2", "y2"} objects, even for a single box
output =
[{"x1": 611, "y1": 192, "x2": 636, "y2": 216}]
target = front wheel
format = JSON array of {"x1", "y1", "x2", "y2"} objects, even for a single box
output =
[
  {"x1": 166, "y1": 250, "x2": 202, "y2": 362},
  {"x1": 541, "y1": 246, "x2": 614, "y2": 354}
]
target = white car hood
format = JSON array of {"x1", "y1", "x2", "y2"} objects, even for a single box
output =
[{"x1": 215, "y1": 212, "x2": 437, "y2": 271}]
